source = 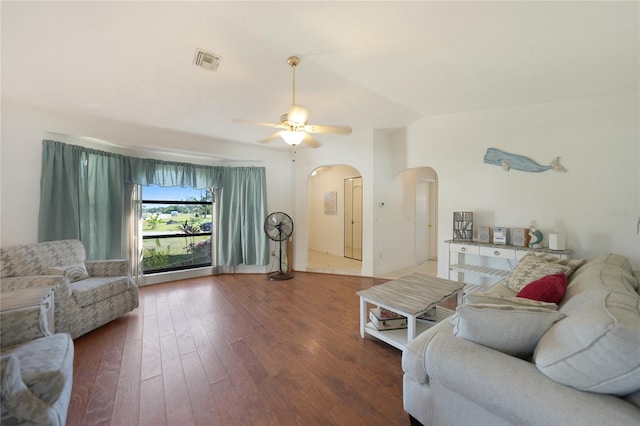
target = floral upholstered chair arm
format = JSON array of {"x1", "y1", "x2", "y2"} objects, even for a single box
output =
[
  {"x1": 0, "y1": 305, "x2": 51, "y2": 348},
  {"x1": 84, "y1": 259, "x2": 130, "y2": 276},
  {"x1": 1, "y1": 355, "x2": 52, "y2": 425},
  {"x1": 1, "y1": 353, "x2": 63, "y2": 426}
]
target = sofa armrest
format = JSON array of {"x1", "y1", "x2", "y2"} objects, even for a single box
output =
[
  {"x1": 1, "y1": 355, "x2": 57, "y2": 425},
  {"x1": 0, "y1": 305, "x2": 50, "y2": 347},
  {"x1": 85, "y1": 259, "x2": 130, "y2": 277},
  {"x1": 424, "y1": 333, "x2": 640, "y2": 425}
]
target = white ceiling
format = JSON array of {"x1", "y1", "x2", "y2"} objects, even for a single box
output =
[{"x1": 2, "y1": 1, "x2": 638, "y2": 149}]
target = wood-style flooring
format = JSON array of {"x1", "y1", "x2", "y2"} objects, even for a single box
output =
[{"x1": 68, "y1": 272, "x2": 413, "y2": 425}]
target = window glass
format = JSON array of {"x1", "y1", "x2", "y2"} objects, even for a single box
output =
[{"x1": 142, "y1": 185, "x2": 213, "y2": 274}]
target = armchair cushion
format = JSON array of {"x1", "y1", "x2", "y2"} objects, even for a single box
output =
[{"x1": 70, "y1": 276, "x2": 132, "y2": 307}]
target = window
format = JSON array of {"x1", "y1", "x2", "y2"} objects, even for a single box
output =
[{"x1": 142, "y1": 185, "x2": 214, "y2": 274}]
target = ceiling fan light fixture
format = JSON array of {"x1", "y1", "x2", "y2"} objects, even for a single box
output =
[
  {"x1": 281, "y1": 130, "x2": 306, "y2": 146},
  {"x1": 233, "y1": 55, "x2": 351, "y2": 148}
]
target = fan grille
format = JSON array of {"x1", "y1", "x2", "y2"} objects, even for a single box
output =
[{"x1": 264, "y1": 212, "x2": 294, "y2": 241}]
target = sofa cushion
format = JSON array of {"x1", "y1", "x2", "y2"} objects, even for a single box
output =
[
  {"x1": 70, "y1": 276, "x2": 131, "y2": 307},
  {"x1": 46, "y1": 263, "x2": 90, "y2": 282},
  {"x1": 1, "y1": 333, "x2": 73, "y2": 405},
  {"x1": 503, "y1": 253, "x2": 571, "y2": 293},
  {"x1": 534, "y1": 254, "x2": 640, "y2": 395},
  {"x1": 516, "y1": 273, "x2": 567, "y2": 304},
  {"x1": 453, "y1": 303, "x2": 565, "y2": 359}
]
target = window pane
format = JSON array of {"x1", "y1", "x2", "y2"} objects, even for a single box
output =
[
  {"x1": 142, "y1": 235, "x2": 212, "y2": 273},
  {"x1": 141, "y1": 185, "x2": 213, "y2": 274},
  {"x1": 143, "y1": 184, "x2": 210, "y2": 202}
]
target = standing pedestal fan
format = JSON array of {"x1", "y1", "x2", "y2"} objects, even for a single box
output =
[{"x1": 264, "y1": 212, "x2": 294, "y2": 281}]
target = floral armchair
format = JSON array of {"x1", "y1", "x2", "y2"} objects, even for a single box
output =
[
  {"x1": 1, "y1": 239, "x2": 139, "y2": 339},
  {"x1": 1, "y1": 299, "x2": 74, "y2": 425}
]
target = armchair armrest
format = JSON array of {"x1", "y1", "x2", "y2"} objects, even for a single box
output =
[
  {"x1": 0, "y1": 305, "x2": 50, "y2": 347},
  {"x1": 1, "y1": 355, "x2": 57, "y2": 425},
  {"x1": 85, "y1": 259, "x2": 130, "y2": 277},
  {"x1": 425, "y1": 333, "x2": 640, "y2": 425}
]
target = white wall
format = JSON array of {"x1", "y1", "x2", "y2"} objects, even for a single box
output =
[
  {"x1": 297, "y1": 129, "x2": 439, "y2": 277},
  {"x1": 4, "y1": 92, "x2": 638, "y2": 280},
  {"x1": 402, "y1": 92, "x2": 640, "y2": 275},
  {"x1": 372, "y1": 131, "x2": 419, "y2": 275},
  {"x1": 307, "y1": 164, "x2": 359, "y2": 257},
  {"x1": 0, "y1": 103, "x2": 293, "y2": 267},
  {"x1": 294, "y1": 130, "x2": 376, "y2": 276}
]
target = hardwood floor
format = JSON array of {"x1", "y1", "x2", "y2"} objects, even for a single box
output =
[{"x1": 69, "y1": 272, "x2": 413, "y2": 425}]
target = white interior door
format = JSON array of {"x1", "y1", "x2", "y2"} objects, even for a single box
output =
[
  {"x1": 415, "y1": 180, "x2": 431, "y2": 263},
  {"x1": 344, "y1": 176, "x2": 363, "y2": 261}
]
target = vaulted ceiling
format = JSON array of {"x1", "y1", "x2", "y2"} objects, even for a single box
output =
[{"x1": 2, "y1": 1, "x2": 638, "y2": 149}]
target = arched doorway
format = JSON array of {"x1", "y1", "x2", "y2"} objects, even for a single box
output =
[
  {"x1": 379, "y1": 166, "x2": 438, "y2": 279},
  {"x1": 306, "y1": 164, "x2": 363, "y2": 275},
  {"x1": 415, "y1": 167, "x2": 438, "y2": 262}
]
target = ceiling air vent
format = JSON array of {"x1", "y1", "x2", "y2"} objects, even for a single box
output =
[{"x1": 193, "y1": 48, "x2": 221, "y2": 72}]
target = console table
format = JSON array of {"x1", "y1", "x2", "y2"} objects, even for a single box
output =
[
  {"x1": 357, "y1": 273, "x2": 463, "y2": 350},
  {"x1": 446, "y1": 239, "x2": 573, "y2": 288}
]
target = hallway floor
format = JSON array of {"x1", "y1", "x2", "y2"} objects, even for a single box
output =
[{"x1": 306, "y1": 250, "x2": 437, "y2": 279}]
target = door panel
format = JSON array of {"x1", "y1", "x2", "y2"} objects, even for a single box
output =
[{"x1": 344, "y1": 177, "x2": 362, "y2": 261}]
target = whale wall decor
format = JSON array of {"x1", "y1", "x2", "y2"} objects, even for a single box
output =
[{"x1": 483, "y1": 148, "x2": 567, "y2": 173}]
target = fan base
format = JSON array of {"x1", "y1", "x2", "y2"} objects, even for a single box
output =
[{"x1": 269, "y1": 271, "x2": 293, "y2": 281}]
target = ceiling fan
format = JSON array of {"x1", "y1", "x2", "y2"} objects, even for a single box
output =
[{"x1": 233, "y1": 56, "x2": 352, "y2": 148}]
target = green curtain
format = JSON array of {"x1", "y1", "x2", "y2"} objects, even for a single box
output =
[
  {"x1": 218, "y1": 167, "x2": 269, "y2": 265},
  {"x1": 127, "y1": 157, "x2": 223, "y2": 188},
  {"x1": 81, "y1": 150, "x2": 126, "y2": 259},
  {"x1": 38, "y1": 141, "x2": 83, "y2": 241},
  {"x1": 38, "y1": 140, "x2": 269, "y2": 266}
]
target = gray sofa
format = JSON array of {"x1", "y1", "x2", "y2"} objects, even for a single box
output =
[
  {"x1": 1, "y1": 299, "x2": 74, "y2": 425},
  {"x1": 1, "y1": 239, "x2": 139, "y2": 339},
  {"x1": 402, "y1": 253, "x2": 640, "y2": 425}
]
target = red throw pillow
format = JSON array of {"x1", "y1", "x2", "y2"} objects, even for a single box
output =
[{"x1": 516, "y1": 273, "x2": 568, "y2": 304}]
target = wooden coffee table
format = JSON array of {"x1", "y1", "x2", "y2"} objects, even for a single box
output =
[{"x1": 357, "y1": 273, "x2": 463, "y2": 350}]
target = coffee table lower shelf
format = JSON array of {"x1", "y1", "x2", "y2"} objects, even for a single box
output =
[{"x1": 363, "y1": 307, "x2": 454, "y2": 351}]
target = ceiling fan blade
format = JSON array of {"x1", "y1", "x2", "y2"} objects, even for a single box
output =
[
  {"x1": 259, "y1": 131, "x2": 284, "y2": 143},
  {"x1": 302, "y1": 124, "x2": 352, "y2": 135},
  {"x1": 232, "y1": 118, "x2": 281, "y2": 128},
  {"x1": 302, "y1": 133, "x2": 321, "y2": 148}
]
